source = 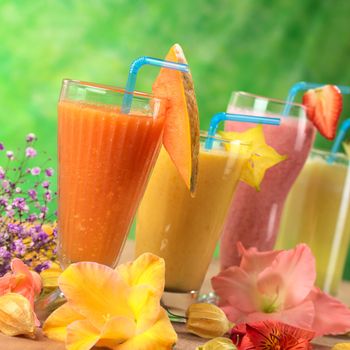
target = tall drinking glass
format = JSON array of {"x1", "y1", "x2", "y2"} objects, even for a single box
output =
[
  {"x1": 276, "y1": 149, "x2": 350, "y2": 295},
  {"x1": 58, "y1": 80, "x2": 166, "y2": 268},
  {"x1": 220, "y1": 92, "x2": 315, "y2": 270},
  {"x1": 135, "y1": 133, "x2": 249, "y2": 302}
]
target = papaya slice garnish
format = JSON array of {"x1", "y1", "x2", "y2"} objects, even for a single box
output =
[{"x1": 152, "y1": 44, "x2": 200, "y2": 194}]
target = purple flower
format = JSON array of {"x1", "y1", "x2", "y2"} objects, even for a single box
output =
[
  {"x1": 12, "y1": 197, "x2": 29, "y2": 212},
  {"x1": 31, "y1": 167, "x2": 41, "y2": 176},
  {"x1": 26, "y1": 133, "x2": 37, "y2": 142},
  {"x1": 6, "y1": 151, "x2": 14, "y2": 160},
  {"x1": 0, "y1": 132, "x2": 57, "y2": 276},
  {"x1": 42, "y1": 181, "x2": 50, "y2": 189},
  {"x1": 12, "y1": 239, "x2": 26, "y2": 256},
  {"x1": 2, "y1": 180, "x2": 9, "y2": 189},
  {"x1": 25, "y1": 147, "x2": 37, "y2": 158},
  {"x1": 34, "y1": 261, "x2": 51, "y2": 273},
  {"x1": 37, "y1": 231, "x2": 48, "y2": 241},
  {"x1": 27, "y1": 213, "x2": 38, "y2": 223},
  {"x1": 28, "y1": 189, "x2": 37, "y2": 200},
  {"x1": 5, "y1": 208, "x2": 15, "y2": 218},
  {"x1": 7, "y1": 223, "x2": 23, "y2": 235},
  {"x1": 44, "y1": 190, "x2": 52, "y2": 201},
  {"x1": 0, "y1": 196, "x2": 8, "y2": 207},
  {"x1": 45, "y1": 167, "x2": 54, "y2": 177},
  {"x1": 0, "y1": 247, "x2": 11, "y2": 260}
]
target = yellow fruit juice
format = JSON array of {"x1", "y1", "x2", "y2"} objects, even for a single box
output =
[
  {"x1": 136, "y1": 136, "x2": 249, "y2": 293},
  {"x1": 276, "y1": 149, "x2": 350, "y2": 295}
]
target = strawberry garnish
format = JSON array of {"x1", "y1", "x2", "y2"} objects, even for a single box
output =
[{"x1": 302, "y1": 85, "x2": 342, "y2": 140}]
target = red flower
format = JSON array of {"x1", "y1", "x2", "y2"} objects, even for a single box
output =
[{"x1": 231, "y1": 320, "x2": 315, "y2": 350}]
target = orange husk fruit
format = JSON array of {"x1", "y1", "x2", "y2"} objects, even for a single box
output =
[{"x1": 152, "y1": 43, "x2": 200, "y2": 194}]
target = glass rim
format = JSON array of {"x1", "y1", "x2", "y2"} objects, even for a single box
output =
[
  {"x1": 311, "y1": 148, "x2": 349, "y2": 163},
  {"x1": 232, "y1": 91, "x2": 306, "y2": 110},
  {"x1": 61, "y1": 79, "x2": 167, "y2": 103},
  {"x1": 200, "y1": 130, "x2": 251, "y2": 147}
]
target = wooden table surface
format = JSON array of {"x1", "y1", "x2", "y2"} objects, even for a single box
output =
[{"x1": 0, "y1": 240, "x2": 349, "y2": 349}]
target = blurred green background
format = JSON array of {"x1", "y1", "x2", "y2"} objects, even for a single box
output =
[{"x1": 1, "y1": 0, "x2": 350, "y2": 277}]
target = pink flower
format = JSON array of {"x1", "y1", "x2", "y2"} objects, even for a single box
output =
[
  {"x1": 212, "y1": 243, "x2": 350, "y2": 336},
  {"x1": 230, "y1": 320, "x2": 315, "y2": 350},
  {"x1": 0, "y1": 258, "x2": 42, "y2": 325},
  {"x1": 25, "y1": 147, "x2": 37, "y2": 158}
]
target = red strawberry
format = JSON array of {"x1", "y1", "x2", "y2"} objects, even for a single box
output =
[{"x1": 302, "y1": 85, "x2": 342, "y2": 140}]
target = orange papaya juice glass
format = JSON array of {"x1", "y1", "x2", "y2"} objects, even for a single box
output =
[{"x1": 58, "y1": 80, "x2": 166, "y2": 268}]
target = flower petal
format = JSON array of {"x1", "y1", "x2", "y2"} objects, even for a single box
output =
[
  {"x1": 219, "y1": 303, "x2": 244, "y2": 323},
  {"x1": 116, "y1": 253, "x2": 165, "y2": 296},
  {"x1": 10, "y1": 259, "x2": 36, "y2": 302},
  {"x1": 308, "y1": 287, "x2": 350, "y2": 336},
  {"x1": 0, "y1": 273, "x2": 13, "y2": 295},
  {"x1": 30, "y1": 271, "x2": 42, "y2": 296},
  {"x1": 96, "y1": 316, "x2": 136, "y2": 348},
  {"x1": 116, "y1": 308, "x2": 177, "y2": 350},
  {"x1": 127, "y1": 285, "x2": 161, "y2": 334},
  {"x1": 242, "y1": 300, "x2": 315, "y2": 330},
  {"x1": 43, "y1": 302, "x2": 84, "y2": 342},
  {"x1": 66, "y1": 319, "x2": 100, "y2": 350},
  {"x1": 212, "y1": 266, "x2": 258, "y2": 315},
  {"x1": 257, "y1": 244, "x2": 315, "y2": 308},
  {"x1": 58, "y1": 262, "x2": 132, "y2": 329},
  {"x1": 237, "y1": 242, "x2": 281, "y2": 275},
  {"x1": 245, "y1": 320, "x2": 314, "y2": 349}
]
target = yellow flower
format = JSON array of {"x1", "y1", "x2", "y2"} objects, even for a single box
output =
[
  {"x1": 43, "y1": 253, "x2": 177, "y2": 350},
  {"x1": 219, "y1": 125, "x2": 286, "y2": 190}
]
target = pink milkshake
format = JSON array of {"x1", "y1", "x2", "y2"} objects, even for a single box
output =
[{"x1": 220, "y1": 92, "x2": 315, "y2": 270}]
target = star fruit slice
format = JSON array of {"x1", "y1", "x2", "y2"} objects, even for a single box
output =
[{"x1": 219, "y1": 125, "x2": 287, "y2": 191}]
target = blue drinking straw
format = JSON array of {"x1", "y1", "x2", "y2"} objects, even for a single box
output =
[
  {"x1": 328, "y1": 118, "x2": 350, "y2": 163},
  {"x1": 121, "y1": 56, "x2": 189, "y2": 114},
  {"x1": 283, "y1": 81, "x2": 350, "y2": 115},
  {"x1": 204, "y1": 112, "x2": 280, "y2": 150}
]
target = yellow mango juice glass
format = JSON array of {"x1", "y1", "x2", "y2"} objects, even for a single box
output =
[{"x1": 135, "y1": 133, "x2": 249, "y2": 295}]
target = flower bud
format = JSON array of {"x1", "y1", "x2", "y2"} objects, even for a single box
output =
[
  {"x1": 186, "y1": 303, "x2": 233, "y2": 339},
  {"x1": 196, "y1": 337, "x2": 237, "y2": 349},
  {"x1": 0, "y1": 293, "x2": 36, "y2": 338},
  {"x1": 332, "y1": 344, "x2": 350, "y2": 350}
]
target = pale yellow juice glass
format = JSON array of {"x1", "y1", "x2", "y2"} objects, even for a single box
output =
[
  {"x1": 276, "y1": 149, "x2": 350, "y2": 295},
  {"x1": 135, "y1": 133, "x2": 249, "y2": 297}
]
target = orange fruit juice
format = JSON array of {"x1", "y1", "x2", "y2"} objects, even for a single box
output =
[{"x1": 58, "y1": 99, "x2": 165, "y2": 267}]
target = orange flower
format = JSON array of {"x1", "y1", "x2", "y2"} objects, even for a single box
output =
[{"x1": 0, "y1": 258, "x2": 42, "y2": 325}]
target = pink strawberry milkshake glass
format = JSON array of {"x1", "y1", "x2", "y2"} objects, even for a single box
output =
[{"x1": 220, "y1": 92, "x2": 315, "y2": 270}]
